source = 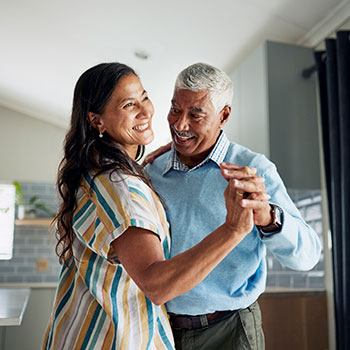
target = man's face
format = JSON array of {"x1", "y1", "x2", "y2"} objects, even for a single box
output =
[{"x1": 167, "y1": 88, "x2": 229, "y2": 166}]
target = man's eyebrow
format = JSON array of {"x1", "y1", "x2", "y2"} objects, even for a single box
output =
[{"x1": 189, "y1": 106, "x2": 204, "y2": 113}]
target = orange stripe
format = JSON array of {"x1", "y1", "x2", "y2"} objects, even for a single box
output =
[
  {"x1": 92, "y1": 226, "x2": 109, "y2": 253},
  {"x1": 55, "y1": 261, "x2": 75, "y2": 305},
  {"x1": 81, "y1": 219, "x2": 95, "y2": 240},
  {"x1": 154, "y1": 331, "x2": 166, "y2": 350},
  {"x1": 99, "y1": 174, "x2": 130, "y2": 226},
  {"x1": 137, "y1": 289, "x2": 149, "y2": 349},
  {"x1": 73, "y1": 300, "x2": 99, "y2": 349},
  {"x1": 102, "y1": 322, "x2": 115, "y2": 350},
  {"x1": 101, "y1": 264, "x2": 115, "y2": 320},
  {"x1": 130, "y1": 191, "x2": 157, "y2": 219},
  {"x1": 74, "y1": 193, "x2": 90, "y2": 215},
  {"x1": 53, "y1": 277, "x2": 82, "y2": 349},
  {"x1": 81, "y1": 179, "x2": 120, "y2": 236}
]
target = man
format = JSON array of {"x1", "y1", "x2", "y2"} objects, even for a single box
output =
[{"x1": 146, "y1": 63, "x2": 321, "y2": 349}]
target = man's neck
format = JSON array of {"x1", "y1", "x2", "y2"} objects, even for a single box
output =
[{"x1": 177, "y1": 146, "x2": 214, "y2": 168}]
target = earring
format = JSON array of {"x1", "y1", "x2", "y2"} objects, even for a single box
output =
[{"x1": 99, "y1": 131, "x2": 103, "y2": 138}]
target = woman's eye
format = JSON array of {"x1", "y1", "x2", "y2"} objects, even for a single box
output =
[
  {"x1": 143, "y1": 96, "x2": 149, "y2": 101},
  {"x1": 123, "y1": 103, "x2": 133, "y2": 109}
]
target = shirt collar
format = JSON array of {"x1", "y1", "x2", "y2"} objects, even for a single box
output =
[{"x1": 162, "y1": 131, "x2": 230, "y2": 175}]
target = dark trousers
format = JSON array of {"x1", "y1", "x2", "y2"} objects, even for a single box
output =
[{"x1": 171, "y1": 301, "x2": 265, "y2": 350}]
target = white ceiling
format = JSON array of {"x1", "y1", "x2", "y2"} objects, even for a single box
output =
[{"x1": 1, "y1": 0, "x2": 349, "y2": 150}]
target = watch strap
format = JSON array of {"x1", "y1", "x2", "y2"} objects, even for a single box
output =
[{"x1": 257, "y1": 204, "x2": 283, "y2": 237}]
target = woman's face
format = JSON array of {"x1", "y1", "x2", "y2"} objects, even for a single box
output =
[{"x1": 91, "y1": 74, "x2": 154, "y2": 158}]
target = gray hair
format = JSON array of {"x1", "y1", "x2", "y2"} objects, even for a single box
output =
[{"x1": 175, "y1": 62, "x2": 233, "y2": 114}]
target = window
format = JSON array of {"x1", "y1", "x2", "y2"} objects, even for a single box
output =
[{"x1": 0, "y1": 184, "x2": 16, "y2": 260}]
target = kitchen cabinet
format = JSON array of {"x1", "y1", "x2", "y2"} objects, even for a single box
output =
[{"x1": 259, "y1": 289, "x2": 328, "y2": 350}]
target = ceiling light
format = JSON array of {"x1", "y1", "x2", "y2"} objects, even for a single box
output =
[{"x1": 134, "y1": 50, "x2": 149, "y2": 60}]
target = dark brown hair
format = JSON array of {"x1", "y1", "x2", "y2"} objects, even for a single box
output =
[{"x1": 55, "y1": 63, "x2": 152, "y2": 265}]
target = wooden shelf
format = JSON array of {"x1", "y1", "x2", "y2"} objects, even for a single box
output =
[{"x1": 15, "y1": 218, "x2": 54, "y2": 226}]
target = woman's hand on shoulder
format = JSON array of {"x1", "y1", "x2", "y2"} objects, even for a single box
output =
[{"x1": 142, "y1": 142, "x2": 172, "y2": 166}]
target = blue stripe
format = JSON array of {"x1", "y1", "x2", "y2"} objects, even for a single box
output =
[
  {"x1": 157, "y1": 318, "x2": 173, "y2": 350},
  {"x1": 91, "y1": 257, "x2": 103, "y2": 297},
  {"x1": 162, "y1": 236, "x2": 170, "y2": 259},
  {"x1": 56, "y1": 262, "x2": 73, "y2": 293},
  {"x1": 89, "y1": 233, "x2": 96, "y2": 246},
  {"x1": 73, "y1": 199, "x2": 93, "y2": 225},
  {"x1": 130, "y1": 218, "x2": 145, "y2": 228},
  {"x1": 129, "y1": 186, "x2": 148, "y2": 201},
  {"x1": 47, "y1": 273, "x2": 75, "y2": 349},
  {"x1": 145, "y1": 297, "x2": 154, "y2": 350},
  {"x1": 110, "y1": 266, "x2": 123, "y2": 350},
  {"x1": 90, "y1": 311, "x2": 107, "y2": 348},
  {"x1": 85, "y1": 253, "x2": 97, "y2": 287},
  {"x1": 83, "y1": 173, "x2": 121, "y2": 229},
  {"x1": 74, "y1": 202, "x2": 95, "y2": 230},
  {"x1": 81, "y1": 303, "x2": 102, "y2": 349}
]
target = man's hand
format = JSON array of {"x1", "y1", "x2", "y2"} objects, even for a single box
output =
[
  {"x1": 220, "y1": 162, "x2": 272, "y2": 227},
  {"x1": 224, "y1": 179, "x2": 254, "y2": 236},
  {"x1": 142, "y1": 142, "x2": 172, "y2": 166}
]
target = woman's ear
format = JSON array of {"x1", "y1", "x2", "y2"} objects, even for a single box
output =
[{"x1": 87, "y1": 112, "x2": 104, "y2": 132}]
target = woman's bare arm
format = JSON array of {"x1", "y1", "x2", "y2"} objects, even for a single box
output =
[{"x1": 112, "y1": 172, "x2": 260, "y2": 305}]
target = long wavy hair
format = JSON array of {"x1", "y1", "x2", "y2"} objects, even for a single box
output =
[{"x1": 55, "y1": 63, "x2": 153, "y2": 265}]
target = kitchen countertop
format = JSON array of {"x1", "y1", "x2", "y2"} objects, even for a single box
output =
[{"x1": 0, "y1": 288, "x2": 31, "y2": 326}]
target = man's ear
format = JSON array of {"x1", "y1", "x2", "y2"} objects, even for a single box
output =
[
  {"x1": 87, "y1": 112, "x2": 104, "y2": 132},
  {"x1": 219, "y1": 105, "x2": 231, "y2": 127}
]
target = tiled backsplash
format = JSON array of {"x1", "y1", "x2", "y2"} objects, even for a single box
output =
[
  {"x1": 0, "y1": 183, "x2": 325, "y2": 289},
  {"x1": 0, "y1": 225, "x2": 61, "y2": 283},
  {"x1": 0, "y1": 182, "x2": 61, "y2": 284}
]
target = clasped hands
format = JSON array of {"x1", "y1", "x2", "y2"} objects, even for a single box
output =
[{"x1": 220, "y1": 162, "x2": 272, "y2": 234}]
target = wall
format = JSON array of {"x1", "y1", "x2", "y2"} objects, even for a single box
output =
[{"x1": 0, "y1": 105, "x2": 66, "y2": 183}]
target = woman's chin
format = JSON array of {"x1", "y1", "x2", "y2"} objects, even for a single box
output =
[{"x1": 141, "y1": 132, "x2": 155, "y2": 146}]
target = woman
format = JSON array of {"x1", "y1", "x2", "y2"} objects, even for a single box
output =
[{"x1": 43, "y1": 63, "x2": 253, "y2": 350}]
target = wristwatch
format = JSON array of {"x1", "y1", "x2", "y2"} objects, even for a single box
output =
[{"x1": 257, "y1": 204, "x2": 283, "y2": 237}]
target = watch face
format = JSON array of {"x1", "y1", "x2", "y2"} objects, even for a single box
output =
[{"x1": 273, "y1": 205, "x2": 282, "y2": 225}]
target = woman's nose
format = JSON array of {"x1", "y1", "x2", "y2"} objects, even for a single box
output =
[{"x1": 139, "y1": 101, "x2": 154, "y2": 118}]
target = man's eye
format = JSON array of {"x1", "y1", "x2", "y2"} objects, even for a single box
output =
[
  {"x1": 171, "y1": 107, "x2": 180, "y2": 113},
  {"x1": 190, "y1": 113, "x2": 201, "y2": 119},
  {"x1": 143, "y1": 96, "x2": 149, "y2": 101}
]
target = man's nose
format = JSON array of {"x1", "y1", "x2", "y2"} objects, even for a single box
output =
[{"x1": 174, "y1": 114, "x2": 189, "y2": 131}]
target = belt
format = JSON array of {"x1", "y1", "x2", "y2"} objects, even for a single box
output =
[{"x1": 169, "y1": 310, "x2": 236, "y2": 330}]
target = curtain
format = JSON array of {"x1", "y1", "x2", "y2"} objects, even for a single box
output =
[{"x1": 314, "y1": 31, "x2": 350, "y2": 350}]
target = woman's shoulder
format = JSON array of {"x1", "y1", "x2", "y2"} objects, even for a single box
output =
[
  {"x1": 81, "y1": 169, "x2": 154, "y2": 204},
  {"x1": 110, "y1": 171, "x2": 153, "y2": 200}
]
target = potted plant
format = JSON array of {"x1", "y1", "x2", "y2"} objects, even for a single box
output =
[
  {"x1": 12, "y1": 181, "x2": 25, "y2": 219},
  {"x1": 12, "y1": 182, "x2": 56, "y2": 219}
]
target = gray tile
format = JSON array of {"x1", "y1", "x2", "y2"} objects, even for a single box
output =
[
  {"x1": 6, "y1": 275, "x2": 24, "y2": 283},
  {"x1": 291, "y1": 274, "x2": 307, "y2": 288},
  {"x1": 276, "y1": 275, "x2": 293, "y2": 288},
  {"x1": 0, "y1": 265, "x2": 16, "y2": 273}
]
